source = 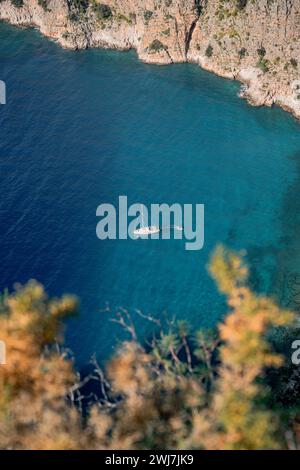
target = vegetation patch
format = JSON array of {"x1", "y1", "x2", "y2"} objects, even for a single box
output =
[
  {"x1": 144, "y1": 10, "x2": 153, "y2": 23},
  {"x1": 257, "y1": 46, "x2": 266, "y2": 58},
  {"x1": 236, "y1": 0, "x2": 248, "y2": 10},
  {"x1": 148, "y1": 39, "x2": 167, "y2": 53},
  {"x1": 11, "y1": 0, "x2": 23, "y2": 8},
  {"x1": 92, "y1": 3, "x2": 113, "y2": 20},
  {"x1": 257, "y1": 58, "x2": 270, "y2": 73},
  {"x1": 70, "y1": 0, "x2": 89, "y2": 12},
  {"x1": 115, "y1": 13, "x2": 133, "y2": 24},
  {"x1": 161, "y1": 28, "x2": 170, "y2": 37},
  {"x1": 238, "y1": 47, "x2": 247, "y2": 59},
  {"x1": 205, "y1": 44, "x2": 213, "y2": 58},
  {"x1": 290, "y1": 58, "x2": 298, "y2": 69},
  {"x1": 38, "y1": 0, "x2": 50, "y2": 12}
]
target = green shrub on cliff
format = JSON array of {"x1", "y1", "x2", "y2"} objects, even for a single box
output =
[
  {"x1": 38, "y1": 0, "x2": 50, "y2": 12},
  {"x1": 236, "y1": 0, "x2": 248, "y2": 10},
  {"x1": 149, "y1": 39, "x2": 167, "y2": 53},
  {"x1": 238, "y1": 47, "x2": 247, "y2": 59},
  {"x1": 205, "y1": 44, "x2": 214, "y2": 58},
  {"x1": 92, "y1": 3, "x2": 112, "y2": 20},
  {"x1": 257, "y1": 58, "x2": 270, "y2": 73},
  {"x1": 11, "y1": 0, "x2": 23, "y2": 8},
  {"x1": 290, "y1": 58, "x2": 298, "y2": 69},
  {"x1": 257, "y1": 46, "x2": 266, "y2": 58},
  {"x1": 144, "y1": 10, "x2": 153, "y2": 23},
  {"x1": 68, "y1": 0, "x2": 89, "y2": 18}
]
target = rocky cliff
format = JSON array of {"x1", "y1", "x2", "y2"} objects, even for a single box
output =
[{"x1": 1, "y1": 0, "x2": 300, "y2": 119}]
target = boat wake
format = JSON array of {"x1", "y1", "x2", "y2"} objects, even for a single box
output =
[{"x1": 162, "y1": 225, "x2": 183, "y2": 232}]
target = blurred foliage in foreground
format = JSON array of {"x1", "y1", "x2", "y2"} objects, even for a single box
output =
[{"x1": 1, "y1": 246, "x2": 300, "y2": 450}]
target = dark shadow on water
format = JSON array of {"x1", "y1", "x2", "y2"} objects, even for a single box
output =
[
  {"x1": 270, "y1": 150, "x2": 300, "y2": 312},
  {"x1": 245, "y1": 149, "x2": 300, "y2": 311}
]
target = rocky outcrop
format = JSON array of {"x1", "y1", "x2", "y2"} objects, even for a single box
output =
[{"x1": 1, "y1": 0, "x2": 300, "y2": 119}]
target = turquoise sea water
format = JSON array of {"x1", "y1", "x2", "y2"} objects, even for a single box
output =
[{"x1": 1, "y1": 23, "x2": 300, "y2": 365}]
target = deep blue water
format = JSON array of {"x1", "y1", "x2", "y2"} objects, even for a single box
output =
[{"x1": 1, "y1": 23, "x2": 300, "y2": 365}]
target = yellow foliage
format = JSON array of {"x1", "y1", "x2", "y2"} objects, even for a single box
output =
[
  {"x1": 203, "y1": 246, "x2": 295, "y2": 450},
  {"x1": 0, "y1": 281, "x2": 82, "y2": 449},
  {"x1": 0, "y1": 247, "x2": 297, "y2": 450}
]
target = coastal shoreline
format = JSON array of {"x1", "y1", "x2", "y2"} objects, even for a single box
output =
[{"x1": 1, "y1": 0, "x2": 300, "y2": 121}]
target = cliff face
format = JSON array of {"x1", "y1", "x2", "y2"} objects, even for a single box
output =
[{"x1": 1, "y1": 0, "x2": 300, "y2": 119}]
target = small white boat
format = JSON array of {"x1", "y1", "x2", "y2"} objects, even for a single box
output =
[
  {"x1": 134, "y1": 225, "x2": 160, "y2": 236},
  {"x1": 133, "y1": 205, "x2": 160, "y2": 236}
]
